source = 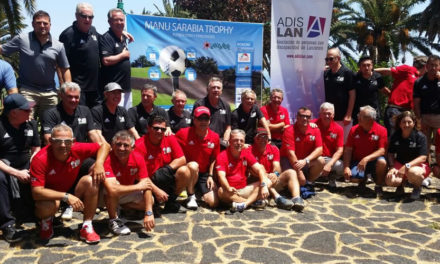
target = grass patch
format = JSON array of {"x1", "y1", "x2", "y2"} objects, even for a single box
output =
[
  {"x1": 132, "y1": 89, "x2": 197, "y2": 108},
  {"x1": 131, "y1": 67, "x2": 170, "y2": 79}
]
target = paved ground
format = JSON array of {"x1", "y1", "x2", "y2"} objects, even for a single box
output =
[{"x1": 1, "y1": 179, "x2": 440, "y2": 264}]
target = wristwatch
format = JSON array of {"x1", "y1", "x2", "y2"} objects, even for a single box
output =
[
  {"x1": 145, "y1": 210, "x2": 153, "y2": 216},
  {"x1": 305, "y1": 158, "x2": 310, "y2": 164},
  {"x1": 62, "y1": 193, "x2": 69, "y2": 203},
  {"x1": 405, "y1": 163, "x2": 411, "y2": 169},
  {"x1": 260, "y1": 182, "x2": 266, "y2": 187}
]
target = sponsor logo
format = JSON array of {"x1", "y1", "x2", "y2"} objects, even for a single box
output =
[{"x1": 306, "y1": 16, "x2": 326, "y2": 38}]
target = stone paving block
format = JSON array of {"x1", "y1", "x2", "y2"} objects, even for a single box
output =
[
  {"x1": 268, "y1": 242, "x2": 293, "y2": 250},
  {"x1": 95, "y1": 249, "x2": 127, "y2": 258},
  {"x1": 219, "y1": 227, "x2": 251, "y2": 236},
  {"x1": 393, "y1": 220, "x2": 436, "y2": 235},
  {"x1": 340, "y1": 246, "x2": 369, "y2": 257},
  {"x1": 400, "y1": 233, "x2": 432, "y2": 244},
  {"x1": 241, "y1": 247, "x2": 293, "y2": 263},
  {"x1": 224, "y1": 242, "x2": 240, "y2": 254},
  {"x1": 165, "y1": 242, "x2": 197, "y2": 263},
  {"x1": 117, "y1": 252, "x2": 138, "y2": 263},
  {"x1": 3, "y1": 257, "x2": 37, "y2": 264},
  {"x1": 331, "y1": 205, "x2": 364, "y2": 218},
  {"x1": 289, "y1": 223, "x2": 321, "y2": 234},
  {"x1": 427, "y1": 238, "x2": 440, "y2": 250},
  {"x1": 39, "y1": 253, "x2": 75, "y2": 264},
  {"x1": 398, "y1": 200, "x2": 427, "y2": 213},
  {"x1": 320, "y1": 222, "x2": 364, "y2": 233},
  {"x1": 340, "y1": 233, "x2": 363, "y2": 245},
  {"x1": 417, "y1": 249, "x2": 440, "y2": 262},
  {"x1": 356, "y1": 243, "x2": 388, "y2": 253},
  {"x1": 215, "y1": 236, "x2": 250, "y2": 247},
  {"x1": 134, "y1": 241, "x2": 157, "y2": 250},
  {"x1": 317, "y1": 213, "x2": 343, "y2": 221},
  {"x1": 352, "y1": 259, "x2": 386, "y2": 264},
  {"x1": 191, "y1": 225, "x2": 219, "y2": 242},
  {"x1": 107, "y1": 240, "x2": 132, "y2": 249},
  {"x1": 249, "y1": 226, "x2": 286, "y2": 235},
  {"x1": 158, "y1": 232, "x2": 189, "y2": 245},
  {"x1": 200, "y1": 242, "x2": 222, "y2": 263},
  {"x1": 361, "y1": 234, "x2": 418, "y2": 248},
  {"x1": 351, "y1": 217, "x2": 375, "y2": 227},
  {"x1": 301, "y1": 231, "x2": 336, "y2": 254},
  {"x1": 141, "y1": 250, "x2": 167, "y2": 262},
  {"x1": 248, "y1": 239, "x2": 264, "y2": 246},
  {"x1": 293, "y1": 250, "x2": 347, "y2": 263},
  {"x1": 378, "y1": 254, "x2": 417, "y2": 264},
  {"x1": 153, "y1": 223, "x2": 189, "y2": 233},
  {"x1": 269, "y1": 236, "x2": 297, "y2": 244}
]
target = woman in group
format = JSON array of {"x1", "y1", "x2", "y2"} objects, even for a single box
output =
[{"x1": 386, "y1": 111, "x2": 429, "y2": 200}]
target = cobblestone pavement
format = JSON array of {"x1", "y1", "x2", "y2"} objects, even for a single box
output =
[{"x1": 1, "y1": 179, "x2": 440, "y2": 264}]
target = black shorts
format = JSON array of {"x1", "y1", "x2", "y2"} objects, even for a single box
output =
[
  {"x1": 151, "y1": 166, "x2": 176, "y2": 197},
  {"x1": 195, "y1": 172, "x2": 211, "y2": 195},
  {"x1": 67, "y1": 158, "x2": 95, "y2": 195}
]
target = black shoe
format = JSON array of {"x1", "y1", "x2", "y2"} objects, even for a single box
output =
[
  {"x1": 2, "y1": 225, "x2": 23, "y2": 243},
  {"x1": 163, "y1": 201, "x2": 187, "y2": 214}
]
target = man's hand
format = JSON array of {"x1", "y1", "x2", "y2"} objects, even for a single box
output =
[
  {"x1": 397, "y1": 166, "x2": 406, "y2": 178},
  {"x1": 67, "y1": 194, "x2": 84, "y2": 211},
  {"x1": 153, "y1": 188, "x2": 169, "y2": 203},
  {"x1": 260, "y1": 186, "x2": 269, "y2": 199},
  {"x1": 227, "y1": 186, "x2": 237, "y2": 194},
  {"x1": 294, "y1": 159, "x2": 307, "y2": 170},
  {"x1": 321, "y1": 163, "x2": 332, "y2": 177},
  {"x1": 137, "y1": 180, "x2": 152, "y2": 191},
  {"x1": 344, "y1": 167, "x2": 352, "y2": 182},
  {"x1": 267, "y1": 173, "x2": 277, "y2": 184},
  {"x1": 164, "y1": 127, "x2": 173, "y2": 136},
  {"x1": 143, "y1": 215, "x2": 155, "y2": 231},
  {"x1": 122, "y1": 31, "x2": 135, "y2": 43},
  {"x1": 121, "y1": 48, "x2": 130, "y2": 59},
  {"x1": 343, "y1": 115, "x2": 352, "y2": 125},
  {"x1": 386, "y1": 168, "x2": 398, "y2": 182},
  {"x1": 206, "y1": 177, "x2": 216, "y2": 191},
  {"x1": 14, "y1": 169, "x2": 31, "y2": 183},
  {"x1": 357, "y1": 158, "x2": 368, "y2": 172},
  {"x1": 92, "y1": 163, "x2": 106, "y2": 185}
]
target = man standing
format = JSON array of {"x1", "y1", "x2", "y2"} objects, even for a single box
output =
[
  {"x1": 103, "y1": 131, "x2": 154, "y2": 235},
  {"x1": 100, "y1": 8, "x2": 131, "y2": 109},
  {"x1": 59, "y1": 3, "x2": 101, "y2": 108},
  {"x1": 168, "y1": 89, "x2": 191, "y2": 134},
  {"x1": 176, "y1": 106, "x2": 220, "y2": 209},
  {"x1": 376, "y1": 56, "x2": 427, "y2": 136},
  {"x1": 193, "y1": 76, "x2": 231, "y2": 148},
  {"x1": 42, "y1": 82, "x2": 100, "y2": 145},
  {"x1": 0, "y1": 59, "x2": 18, "y2": 95},
  {"x1": 232, "y1": 89, "x2": 270, "y2": 144},
  {"x1": 0, "y1": 10, "x2": 71, "y2": 120},
  {"x1": 128, "y1": 84, "x2": 171, "y2": 137},
  {"x1": 30, "y1": 124, "x2": 110, "y2": 243},
  {"x1": 260, "y1": 89, "x2": 290, "y2": 149},
  {"x1": 135, "y1": 115, "x2": 190, "y2": 215},
  {"x1": 281, "y1": 107, "x2": 325, "y2": 187},
  {"x1": 314, "y1": 102, "x2": 344, "y2": 189},
  {"x1": 324, "y1": 47, "x2": 355, "y2": 141},
  {"x1": 343, "y1": 106, "x2": 387, "y2": 196},
  {"x1": 413, "y1": 55, "x2": 440, "y2": 157},
  {"x1": 0, "y1": 94, "x2": 40, "y2": 243},
  {"x1": 92, "y1": 82, "x2": 137, "y2": 143}
]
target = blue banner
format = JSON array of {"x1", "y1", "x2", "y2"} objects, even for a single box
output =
[{"x1": 127, "y1": 15, "x2": 263, "y2": 106}]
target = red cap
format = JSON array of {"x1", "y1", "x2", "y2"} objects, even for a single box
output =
[
  {"x1": 194, "y1": 106, "x2": 211, "y2": 117},
  {"x1": 255, "y1": 127, "x2": 268, "y2": 136}
]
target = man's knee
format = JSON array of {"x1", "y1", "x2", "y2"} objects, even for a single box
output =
[
  {"x1": 35, "y1": 200, "x2": 58, "y2": 218},
  {"x1": 187, "y1": 162, "x2": 199, "y2": 174}
]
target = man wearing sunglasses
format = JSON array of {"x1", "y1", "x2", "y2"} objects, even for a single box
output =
[
  {"x1": 176, "y1": 106, "x2": 220, "y2": 209},
  {"x1": 324, "y1": 47, "x2": 355, "y2": 142},
  {"x1": 0, "y1": 94, "x2": 40, "y2": 243},
  {"x1": 281, "y1": 107, "x2": 324, "y2": 196},
  {"x1": 135, "y1": 115, "x2": 190, "y2": 215},
  {"x1": 30, "y1": 124, "x2": 110, "y2": 244}
]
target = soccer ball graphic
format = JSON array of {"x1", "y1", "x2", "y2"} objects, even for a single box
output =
[{"x1": 159, "y1": 45, "x2": 186, "y2": 77}]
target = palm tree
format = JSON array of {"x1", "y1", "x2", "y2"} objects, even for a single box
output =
[
  {"x1": 418, "y1": 0, "x2": 440, "y2": 42},
  {"x1": 328, "y1": 0, "x2": 357, "y2": 60},
  {"x1": 0, "y1": 0, "x2": 35, "y2": 36}
]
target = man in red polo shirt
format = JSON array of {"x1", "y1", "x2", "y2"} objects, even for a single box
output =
[
  {"x1": 281, "y1": 107, "x2": 325, "y2": 188},
  {"x1": 176, "y1": 106, "x2": 220, "y2": 209},
  {"x1": 314, "y1": 102, "x2": 344, "y2": 189},
  {"x1": 30, "y1": 124, "x2": 110, "y2": 243},
  {"x1": 216, "y1": 129, "x2": 269, "y2": 212},
  {"x1": 249, "y1": 128, "x2": 304, "y2": 211},
  {"x1": 260, "y1": 89, "x2": 290, "y2": 149},
  {"x1": 134, "y1": 115, "x2": 190, "y2": 215},
  {"x1": 103, "y1": 130, "x2": 154, "y2": 236},
  {"x1": 343, "y1": 105, "x2": 387, "y2": 196}
]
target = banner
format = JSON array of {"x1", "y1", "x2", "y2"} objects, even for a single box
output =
[
  {"x1": 271, "y1": 0, "x2": 333, "y2": 117},
  {"x1": 127, "y1": 15, "x2": 264, "y2": 107}
]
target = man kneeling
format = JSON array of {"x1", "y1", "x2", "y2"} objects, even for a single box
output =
[
  {"x1": 31, "y1": 124, "x2": 110, "y2": 243},
  {"x1": 216, "y1": 129, "x2": 269, "y2": 212},
  {"x1": 103, "y1": 131, "x2": 155, "y2": 235}
]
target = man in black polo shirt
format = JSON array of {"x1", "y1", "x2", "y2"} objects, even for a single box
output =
[
  {"x1": 42, "y1": 82, "x2": 100, "y2": 145},
  {"x1": 324, "y1": 47, "x2": 355, "y2": 142},
  {"x1": 92, "y1": 82, "x2": 137, "y2": 143},
  {"x1": 128, "y1": 84, "x2": 170, "y2": 137},
  {"x1": 353, "y1": 56, "x2": 388, "y2": 124},
  {"x1": 168, "y1": 89, "x2": 191, "y2": 134},
  {"x1": 59, "y1": 3, "x2": 101, "y2": 108},
  {"x1": 414, "y1": 54, "x2": 440, "y2": 156},
  {"x1": 100, "y1": 8, "x2": 131, "y2": 109},
  {"x1": 193, "y1": 76, "x2": 231, "y2": 148},
  {"x1": 232, "y1": 89, "x2": 270, "y2": 144},
  {"x1": 0, "y1": 94, "x2": 40, "y2": 243}
]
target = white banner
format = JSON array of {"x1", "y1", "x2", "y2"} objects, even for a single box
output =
[{"x1": 271, "y1": 0, "x2": 333, "y2": 117}]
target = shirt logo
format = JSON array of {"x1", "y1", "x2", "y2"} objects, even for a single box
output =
[
  {"x1": 268, "y1": 154, "x2": 274, "y2": 160},
  {"x1": 394, "y1": 141, "x2": 399, "y2": 146},
  {"x1": 220, "y1": 109, "x2": 226, "y2": 115},
  {"x1": 119, "y1": 116, "x2": 125, "y2": 122},
  {"x1": 61, "y1": 121, "x2": 67, "y2": 125},
  {"x1": 116, "y1": 171, "x2": 122, "y2": 177},
  {"x1": 371, "y1": 135, "x2": 379, "y2": 141},
  {"x1": 3, "y1": 133, "x2": 10, "y2": 138},
  {"x1": 330, "y1": 133, "x2": 337, "y2": 139},
  {"x1": 104, "y1": 118, "x2": 110, "y2": 123},
  {"x1": 409, "y1": 141, "x2": 417, "y2": 148},
  {"x1": 24, "y1": 129, "x2": 33, "y2": 137},
  {"x1": 71, "y1": 159, "x2": 80, "y2": 168},
  {"x1": 43, "y1": 126, "x2": 51, "y2": 132},
  {"x1": 189, "y1": 140, "x2": 195, "y2": 145},
  {"x1": 243, "y1": 160, "x2": 247, "y2": 166},
  {"x1": 91, "y1": 34, "x2": 97, "y2": 41},
  {"x1": 140, "y1": 116, "x2": 145, "y2": 121},
  {"x1": 280, "y1": 114, "x2": 285, "y2": 119},
  {"x1": 163, "y1": 147, "x2": 171, "y2": 154},
  {"x1": 130, "y1": 168, "x2": 138, "y2": 175},
  {"x1": 422, "y1": 85, "x2": 428, "y2": 90},
  {"x1": 240, "y1": 118, "x2": 246, "y2": 123},
  {"x1": 228, "y1": 163, "x2": 233, "y2": 168},
  {"x1": 354, "y1": 134, "x2": 360, "y2": 139},
  {"x1": 148, "y1": 154, "x2": 154, "y2": 160},
  {"x1": 115, "y1": 43, "x2": 119, "y2": 48},
  {"x1": 170, "y1": 120, "x2": 175, "y2": 124},
  {"x1": 207, "y1": 142, "x2": 215, "y2": 149},
  {"x1": 296, "y1": 137, "x2": 301, "y2": 142},
  {"x1": 80, "y1": 39, "x2": 85, "y2": 44},
  {"x1": 336, "y1": 76, "x2": 344, "y2": 82},
  {"x1": 309, "y1": 135, "x2": 315, "y2": 141},
  {"x1": 371, "y1": 80, "x2": 377, "y2": 86},
  {"x1": 250, "y1": 112, "x2": 256, "y2": 118},
  {"x1": 78, "y1": 118, "x2": 87, "y2": 125},
  {"x1": 185, "y1": 118, "x2": 191, "y2": 124},
  {"x1": 49, "y1": 169, "x2": 56, "y2": 175}
]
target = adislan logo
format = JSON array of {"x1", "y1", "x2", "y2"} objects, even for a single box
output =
[{"x1": 306, "y1": 16, "x2": 326, "y2": 38}]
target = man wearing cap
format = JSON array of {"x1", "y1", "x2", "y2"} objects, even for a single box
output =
[
  {"x1": 193, "y1": 76, "x2": 231, "y2": 148},
  {"x1": 343, "y1": 105, "x2": 387, "y2": 196},
  {"x1": 168, "y1": 89, "x2": 191, "y2": 134},
  {"x1": 42, "y1": 82, "x2": 101, "y2": 145},
  {"x1": 128, "y1": 84, "x2": 171, "y2": 137},
  {"x1": 232, "y1": 89, "x2": 270, "y2": 144},
  {"x1": 176, "y1": 106, "x2": 220, "y2": 209},
  {"x1": 0, "y1": 10, "x2": 71, "y2": 120},
  {"x1": 91, "y1": 82, "x2": 137, "y2": 144},
  {"x1": 249, "y1": 128, "x2": 303, "y2": 211},
  {"x1": 216, "y1": 129, "x2": 270, "y2": 212},
  {"x1": 103, "y1": 130, "x2": 154, "y2": 235},
  {"x1": 30, "y1": 124, "x2": 110, "y2": 243},
  {"x1": 0, "y1": 59, "x2": 18, "y2": 95},
  {"x1": 260, "y1": 89, "x2": 290, "y2": 149},
  {"x1": 135, "y1": 115, "x2": 190, "y2": 215},
  {"x1": 0, "y1": 94, "x2": 40, "y2": 243}
]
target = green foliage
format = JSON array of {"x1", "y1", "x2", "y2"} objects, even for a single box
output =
[
  {"x1": 131, "y1": 67, "x2": 169, "y2": 79},
  {"x1": 131, "y1": 55, "x2": 155, "y2": 68},
  {"x1": 187, "y1": 56, "x2": 219, "y2": 74},
  {"x1": 417, "y1": 0, "x2": 440, "y2": 42}
]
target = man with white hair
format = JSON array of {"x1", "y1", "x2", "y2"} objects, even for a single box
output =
[
  {"x1": 59, "y1": 2, "x2": 101, "y2": 108},
  {"x1": 314, "y1": 102, "x2": 344, "y2": 189},
  {"x1": 343, "y1": 105, "x2": 387, "y2": 196},
  {"x1": 168, "y1": 89, "x2": 192, "y2": 134}
]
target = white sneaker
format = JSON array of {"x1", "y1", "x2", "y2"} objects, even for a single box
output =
[
  {"x1": 422, "y1": 177, "x2": 432, "y2": 188},
  {"x1": 108, "y1": 218, "x2": 130, "y2": 235},
  {"x1": 61, "y1": 205, "x2": 73, "y2": 221},
  {"x1": 186, "y1": 197, "x2": 198, "y2": 210},
  {"x1": 410, "y1": 188, "x2": 421, "y2": 200}
]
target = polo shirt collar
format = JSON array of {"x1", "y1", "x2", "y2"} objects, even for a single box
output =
[{"x1": 31, "y1": 31, "x2": 52, "y2": 44}]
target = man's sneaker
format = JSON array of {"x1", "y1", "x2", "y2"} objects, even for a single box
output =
[
  {"x1": 108, "y1": 218, "x2": 130, "y2": 235},
  {"x1": 79, "y1": 225, "x2": 100, "y2": 244},
  {"x1": 61, "y1": 205, "x2": 73, "y2": 221},
  {"x1": 251, "y1": 200, "x2": 266, "y2": 210},
  {"x1": 291, "y1": 196, "x2": 305, "y2": 212},
  {"x1": 395, "y1": 185, "x2": 405, "y2": 196},
  {"x1": 275, "y1": 196, "x2": 294, "y2": 210},
  {"x1": 39, "y1": 217, "x2": 53, "y2": 240},
  {"x1": 163, "y1": 201, "x2": 187, "y2": 214},
  {"x1": 186, "y1": 197, "x2": 198, "y2": 210},
  {"x1": 230, "y1": 202, "x2": 246, "y2": 212},
  {"x1": 2, "y1": 225, "x2": 23, "y2": 243},
  {"x1": 374, "y1": 185, "x2": 384, "y2": 198},
  {"x1": 422, "y1": 177, "x2": 432, "y2": 188},
  {"x1": 410, "y1": 187, "x2": 421, "y2": 200}
]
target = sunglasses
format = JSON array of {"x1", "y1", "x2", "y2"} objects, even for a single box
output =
[
  {"x1": 325, "y1": 57, "x2": 335, "y2": 62},
  {"x1": 298, "y1": 114, "x2": 312, "y2": 119},
  {"x1": 79, "y1": 13, "x2": 94, "y2": 20},
  {"x1": 115, "y1": 142, "x2": 131, "y2": 148},
  {"x1": 152, "y1": 126, "x2": 167, "y2": 132},
  {"x1": 196, "y1": 115, "x2": 210, "y2": 121},
  {"x1": 51, "y1": 138, "x2": 74, "y2": 145}
]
